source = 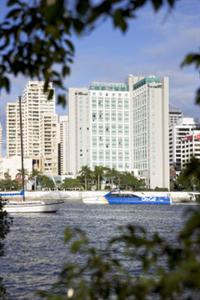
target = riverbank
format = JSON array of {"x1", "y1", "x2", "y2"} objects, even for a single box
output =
[{"x1": 1, "y1": 190, "x2": 199, "y2": 204}]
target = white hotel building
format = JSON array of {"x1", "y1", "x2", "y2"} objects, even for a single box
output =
[
  {"x1": 68, "y1": 75, "x2": 169, "y2": 189},
  {"x1": 6, "y1": 81, "x2": 58, "y2": 175}
]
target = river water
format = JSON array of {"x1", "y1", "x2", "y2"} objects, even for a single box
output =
[{"x1": 0, "y1": 203, "x2": 191, "y2": 299}]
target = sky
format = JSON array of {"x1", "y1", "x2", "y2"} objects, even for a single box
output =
[{"x1": 0, "y1": 0, "x2": 200, "y2": 151}]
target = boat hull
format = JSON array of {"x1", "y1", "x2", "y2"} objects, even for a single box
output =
[
  {"x1": 106, "y1": 197, "x2": 170, "y2": 205},
  {"x1": 83, "y1": 192, "x2": 171, "y2": 205}
]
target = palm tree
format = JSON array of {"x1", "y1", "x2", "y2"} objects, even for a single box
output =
[
  {"x1": 16, "y1": 168, "x2": 29, "y2": 177},
  {"x1": 119, "y1": 171, "x2": 144, "y2": 191},
  {"x1": 93, "y1": 166, "x2": 105, "y2": 190},
  {"x1": 104, "y1": 167, "x2": 119, "y2": 189},
  {"x1": 78, "y1": 166, "x2": 92, "y2": 190},
  {"x1": 29, "y1": 169, "x2": 42, "y2": 191},
  {"x1": 29, "y1": 169, "x2": 42, "y2": 178},
  {"x1": 4, "y1": 171, "x2": 11, "y2": 180}
]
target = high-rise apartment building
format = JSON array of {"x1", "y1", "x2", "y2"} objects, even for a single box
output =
[
  {"x1": 7, "y1": 81, "x2": 58, "y2": 175},
  {"x1": 58, "y1": 115, "x2": 69, "y2": 175},
  {"x1": 68, "y1": 88, "x2": 90, "y2": 174},
  {"x1": 68, "y1": 75, "x2": 169, "y2": 189},
  {"x1": 6, "y1": 101, "x2": 22, "y2": 157},
  {"x1": 169, "y1": 117, "x2": 200, "y2": 170},
  {"x1": 169, "y1": 105, "x2": 183, "y2": 128},
  {"x1": 40, "y1": 113, "x2": 58, "y2": 175}
]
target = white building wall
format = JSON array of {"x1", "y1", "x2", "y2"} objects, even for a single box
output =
[
  {"x1": 0, "y1": 156, "x2": 33, "y2": 180},
  {"x1": 89, "y1": 82, "x2": 131, "y2": 171},
  {"x1": 6, "y1": 101, "x2": 23, "y2": 157},
  {"x1": 77, "y1": 91, "x2": 90, "y2": 172},
  {"x1": 131, "y1": 75, "x2": 169, "y2": 189},
  {"x1": 169, "y1": 105, "x2": 183, "y2": 128},
  {"x1": 22, "y1": 81, "x2": 55, "y2": 158},
  {"x1": 68, "y1": 88, "x2": 89, "y2": 175},
  {"x1": 40, "y1": 113, "x2": 58, "y2": 175}
]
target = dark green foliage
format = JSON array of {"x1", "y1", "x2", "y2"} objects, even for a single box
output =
[
  {"x1": 104, "y1": 167, "x2": 120, "y2": 189},
  {"x1": 0, "y1": 179, "x2": 21, "y2": 191},
  {"x1": 174, "y1": 157, "x2": 200, "y2": 191},
  {"x1": 0, "y1": 0, "x2": 199, "y2": 107},
  {"x1": 93, "y1": 166, "x2": 106, "y2": 190},
  {"x1": 0, "y1": 200, "x2": 11, "y2": 256},
  {"x1": 39, "y1": 208, "x2": 200, "y2": 299},
  {"x1": 37, "y1": 174, "x2": 55, "y2": 190},
  {"x1": 61, "y1": 178, "x2": 82, "y2": 190},
  {"x1": 0, "y1": 198, "x2": 12, "y2": 298},
  {"x1": 78, "y1": 166, "x2": 94, "y2": 190},
  {"x1": 119, "y1": 171, "x2": 144, "y2": 190},
  {"x1": 78, "y1": 166, "x2": 145, "y2": 191}
]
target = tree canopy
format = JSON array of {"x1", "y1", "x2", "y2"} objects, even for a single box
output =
[
  {"x1": 0, "y1": 0, "x2": 191, "y2": 106},
  {"x1": 37, "y1": 174, "x2": 55, "y2": 190},
  {"x1": 0, "y1": 200, "x2": 12, "y2": 298}
]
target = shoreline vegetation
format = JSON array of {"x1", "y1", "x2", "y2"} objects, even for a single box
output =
[{"x1": 0, "y1": 163, "x2": 199, "y2": 194}]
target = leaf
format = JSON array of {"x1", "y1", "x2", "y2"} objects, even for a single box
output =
[
  {"x1": 48, "y1": 88, "x2": 54, "y2": 100},
  {"x1": 195, "y1": 87, "x2": 200, "y2": 105},
  {"x1": 7, "y1": 0, "x2": 23, "y2": 6},
  {"x1": 70, "y1": 240, "x2": 83, "y2": 253},
  {"x1": 64, "y1": 227, "x2": 73, "y2": 243},
  {"x1": 152, "y1": 0, "x2": 163, "y2": 11},
  {"x1": 113, "y1": 9, "x2": 127, "y2": 32},
  {"x1": 6, "y1": 8, "x2": 22, "y2": 19},
  {"x1": 76, "y1": 0, "x2": 90, "y2": 15},
  {"x1": 65, "y1": 39, "x2": 75, "y2": 53},
  {"x1": 167, "y1": 0, "x2": 175, "y2": 6},
  {"x1": 57, "y1": 95, "x2": 66, "y2": 107},
  {"x1": 181, "y1": 53, "x2": 200, "y2": 68},
  {"x1": 42, "y1": 0, "x2": 65, "y2": 21},
  {"x1": 0, "y1": 77, "x2": 10, "y2": 93},
  {"x1": 62, "y1": 65, "x2": 70, "y2": 76},
  {"x1": 73, "y1": 19, "x2": 84, "y2": 33}
]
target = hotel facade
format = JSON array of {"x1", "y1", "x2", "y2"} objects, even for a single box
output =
[{"x1": 68, "y1": 75, "x2": 169, "y2": 189}]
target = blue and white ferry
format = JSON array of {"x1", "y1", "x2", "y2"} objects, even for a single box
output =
[{"x1": 83, "y1": 190, "x2": 171, "y2": 205}]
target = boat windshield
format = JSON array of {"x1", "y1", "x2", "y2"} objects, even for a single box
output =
[{"x1": 108, "y1": 193, "x2": 141, "y2": 199}]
